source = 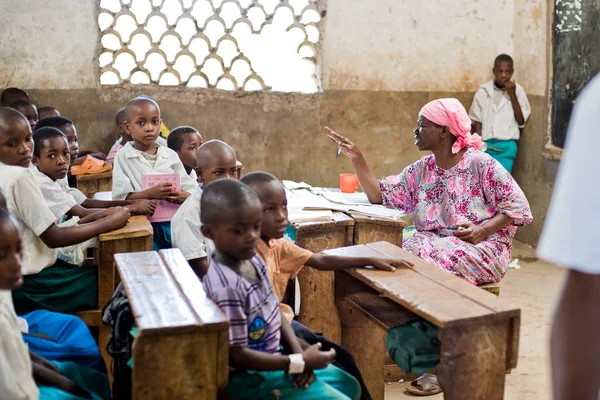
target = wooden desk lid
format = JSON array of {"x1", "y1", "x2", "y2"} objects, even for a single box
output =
[
  {"x1": 324, "y1": 241, "x2": 520, "y2": 328},
  {"x1": 99, "y1": 216, "x2": 153, "y2": 241},
  {"x1": 115, "y1": 250, "x2": 228, "y2": 334}
]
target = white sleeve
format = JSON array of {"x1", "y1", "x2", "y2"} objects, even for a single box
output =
[
  {"x1": 14, "y1": 172, "x2": 57, "y2": 235},
  {"x1": 37, "y1": 179, "x2": 77, "y2": 221},
  {"x1": 538, "y1": 75, "x2": 600, "y2": 274},
  {"x1": 468, "y1": 89, "x2": 484, "y2": 123},
  {"x1": 516, "y1": 85, "x2": 531, "y2": 126},
  {"x1": 111, "y1": 152, "x2": 135, "y2": 200},
  {"x1": 171, "y1": 197, "x2": 208, "y2": 261}
]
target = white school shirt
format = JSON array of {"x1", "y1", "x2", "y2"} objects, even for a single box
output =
[
  {"x1": 60, "y1": 176, "x2": 87, "y2": 205},
  {"x1": 468, "y1": 80, "x2": 531, "y2": 141},
  {"x1": 0, "y1": 291, "x2": 39, "y2": 400},
  {"x1": 31, "y1": 168, "x2": 78, "y2": 220},
  {"x1": 112, "y1": 142, "x2": 197, "y2": 200},
  {"x1": 538, "y1": 74, "x2": 600, "y2": 274},
  {"x1": 171, "y1": 186, "x2": 214, "y2": 261},
  {"x1": 0, "y1": 163, "x2": 57, "y2": 275}
]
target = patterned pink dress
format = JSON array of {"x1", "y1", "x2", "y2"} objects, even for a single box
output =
[{"x1": 379, "y1": 148, "x2": 533, "y2": 284}]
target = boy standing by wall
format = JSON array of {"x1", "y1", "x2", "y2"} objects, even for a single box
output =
[{"x1": 468, "y1": 54, "x2": 531, "y2": 173}]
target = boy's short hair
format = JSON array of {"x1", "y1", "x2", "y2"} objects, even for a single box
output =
[
  {"x1": 115, "y1": 107, "x2": 127, "y2": 125},
  {"x1": 1, "y1": 88, "x2": 29, "y2": 107},
  {"x1": 10, "y1": 99, "x2": 36, "y2": 112},
  {"x1": 240, "y1": 172, "x2": 279, "y2": 189},
  {"x1": 38, "y1": 106, "x2": 60, "y2": 119},
  {"x1": 34, "y1": 116, "x2": 73, "y2": 131},
  {"x1": 124, "y1": 96, "x2": 160, "y2": 120},
  {"x1": 33, "y1": 127, "x2": 67, "y2": 157},
  {"x1": 494, "y1": 54, "x2": 513, "y2": 66},
  {"x1": 167, "y1": 126, "x2": 199, "y2": 151},
  {"x1": 201, "y1": 179, "x2": 259, "y2": 226},
  {"x1": 0, "y1": 107, "x2": 29, "y2": 132}
]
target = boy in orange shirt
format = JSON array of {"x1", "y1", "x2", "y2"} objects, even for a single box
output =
[{"x1": 241, "y1": 172, "x2": 413, "y2": 400}]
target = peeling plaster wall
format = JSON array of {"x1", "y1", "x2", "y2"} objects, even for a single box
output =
[{"x1": 0, "y1": 0, "x2": 553, "y2": 245}]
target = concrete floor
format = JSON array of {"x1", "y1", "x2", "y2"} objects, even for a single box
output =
[{"x1": 385, "y1": 242, "x2": 565, "y2": 400}]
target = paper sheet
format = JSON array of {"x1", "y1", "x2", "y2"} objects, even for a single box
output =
[{"x1": 142, "y1": 173, "x2": 181, "y2": 223}]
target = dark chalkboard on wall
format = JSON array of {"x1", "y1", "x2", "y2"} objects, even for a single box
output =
[{"x1": 551, "y1": 0, "x2": 600, "y2": 148}]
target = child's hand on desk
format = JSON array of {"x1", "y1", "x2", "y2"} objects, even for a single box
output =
[
  {"x1": 143, "y1": 182, "x2": 173, "y2": 200},
  {"x1": 367, "y1": 258, "x2": 414, "y2": 272},
  {"x1": 167, "y1": 190, "x2": 191, "y2": 204},
  {"x1": 302, "y1": 342, "x2": 336, "y2": 371},
  {"x1": 104, "y1": 207, "x2": 130, "y2": 230},
  {"x1": 127, "y1": 199, "x2": 156, "y2": 216}
]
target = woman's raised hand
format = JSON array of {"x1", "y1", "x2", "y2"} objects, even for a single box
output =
[{"x1": 325, "y1": 127, "x2": 362, "y2": 159}]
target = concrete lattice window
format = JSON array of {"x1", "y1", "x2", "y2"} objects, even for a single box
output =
[{"x1": 98, "y1": 0, "x2": 324, "y2": 93}]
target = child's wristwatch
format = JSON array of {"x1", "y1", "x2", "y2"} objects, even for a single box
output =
[{"x1": 288, "y1": 353, "x2": 305, "y2": 375}]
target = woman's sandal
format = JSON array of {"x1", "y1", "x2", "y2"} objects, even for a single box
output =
[{"x1": 405, "y1": 372, "x2": 442, "y2": 396}]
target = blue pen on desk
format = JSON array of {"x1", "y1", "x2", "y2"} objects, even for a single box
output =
[{"x1": 336, "y1": 146, "x2": 342, "y2": 159}]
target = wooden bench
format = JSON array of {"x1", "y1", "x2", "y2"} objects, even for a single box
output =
[
  {"x1": 291, "y1": 212, "x2": 354, "y2": 342},
  {"x1": 75, "y1": 216, "x2": 153, "y2": 370},
  {"x1": 114, "y1": 249, "x2": 229, "y2": 400},
  {"x1": 330, "y1": 242, "x2": 519, "y2": 400},
  {"x1": 75, "y1": 171, "x2": 112, "y2": 199}
]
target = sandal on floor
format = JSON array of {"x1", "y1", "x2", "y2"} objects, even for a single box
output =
[{"x1": 405, "y1": 372, "x2": 442, "y2": 396}]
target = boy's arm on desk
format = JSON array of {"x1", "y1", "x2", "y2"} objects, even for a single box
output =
[{"x1": 306, "y1": 254, "x2": 413, "y2": 272}]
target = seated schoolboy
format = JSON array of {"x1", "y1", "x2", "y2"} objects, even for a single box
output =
[
  {"x1": 167, "y1": 125, "x2": 203, "y2": 182},
  {"x1": 1, "y1": 87, "x2": 29, "y2": 107},
  {"x1": 38, "y1": 106, "x2": 61, "y2": 120},
  {"x1": 201, "y1": 179, "x2": 361, "y2": 400},
  {"x1": 112, "y1": 97, "x2": 196, "y2": 250},
  {"x1": 0, "y1": 187, "x2": 105, "y2": 373},
  {"x1": 31, "y1": 126, "x2": 155, "y2": 219},
  {"x1": 468, "y1": 54, "x2": 531, "y2": 173},
  {"x1": 0, "y1": 107, "x2": 130, "y2": 315},
  {"x1": 35, "y1": 116, "x2": 106, "y2": 166},
  {"x1": 0, "y1": 207, "x2": 110, "y2": 400},
  {"x1": 241, "y1": 172, "x2": 414, "y2": 400},
  {"x1": 10, "y1": 99, "x2": 38, "y2": 131},
  {"x1": 106, "y1": 108, "x2": 130, "y2": 163},
  {"x1": 171, "y1": 139, "x2": 239, "y2": 277}
]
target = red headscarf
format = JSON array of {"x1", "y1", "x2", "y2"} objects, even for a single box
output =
[{"x1": 419, "y1": 98, "x2": 483, "y2": 154}]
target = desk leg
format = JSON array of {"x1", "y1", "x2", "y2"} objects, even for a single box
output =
[
  {"x1": 297, "y1": 268, "x2": 341, "y2": 343},
  {"x1": 438, "y1": 321, "x2": 508, "y2": 400}
]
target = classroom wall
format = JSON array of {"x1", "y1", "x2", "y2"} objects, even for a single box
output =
[{"x1": 0, "y1": 0, "x2": 554, "y2": 246}]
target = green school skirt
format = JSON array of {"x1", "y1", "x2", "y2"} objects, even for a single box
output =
[
  {"x1": 226, "y1": 365, "x2": 361, "y2": 400},
  {"x1": 484, "y1": 139, "x2": 518, "y2": 173},
  {"x1": 12, "y1": 259, "x2": 98, "y2": 315}
]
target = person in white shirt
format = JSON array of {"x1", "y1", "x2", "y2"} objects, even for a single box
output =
[
  {"x1": 112, "y1": 97, "x2": 196, "y2": 250},
  {"x1": 0, "y1": 107, "x2": 130, "y2": 315},
  {"x1": 166, "y1": 125, "x2": 204, "y2": 183},
  {"x1": 537, "y1": 74, "x2": 600, "y2": 400},
  {"x1": 171, "y1": 140, "x2": 239, "y2": 277},
  {"x1": 468, "y1": 54, "x2": 531, "y2": 173}
]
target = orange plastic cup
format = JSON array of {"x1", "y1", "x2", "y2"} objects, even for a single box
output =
[{"x1": 340, "y1": 173, "x2": 359, "y2": 193}]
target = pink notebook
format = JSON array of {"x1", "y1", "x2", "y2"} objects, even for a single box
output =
[{"x1": 141, "y1": 173, "x2": 181, "y2": 223}]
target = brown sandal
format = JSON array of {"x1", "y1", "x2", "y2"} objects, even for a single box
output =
[{"x1": 405, "y1": 372, "x2": 442, "y2": 396}]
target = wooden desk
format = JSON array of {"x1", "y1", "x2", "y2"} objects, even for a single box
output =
[
  {"x1": 115, "y1": 249, "x2": 228, "y2": 399},
  {"x1": 349, "y1": 213, "x2": 407, "y2": 247},
  {"x1": 75, "y1": 171, "x2": 112, "y2": 198},
  {"x1": 291, "y1": 212, "x2": 353, "y2": 342},
  {"x1": 94, "y1": 216, "x2": 153, "y2": 369},
  {"x1": 329, "y1": 242, "x2": 520, "y2": 400}
]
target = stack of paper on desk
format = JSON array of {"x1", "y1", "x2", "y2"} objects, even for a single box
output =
[{"x1": 286, "y1": 189, "x2": 334, "y2": 223}]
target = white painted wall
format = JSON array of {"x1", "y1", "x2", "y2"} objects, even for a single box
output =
[{"x1": 0, "y1": 0, "x2": 548, "y2": 95}]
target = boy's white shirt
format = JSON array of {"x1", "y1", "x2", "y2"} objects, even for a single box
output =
[
  {"x1": 171, "y1": 185, "x2": 214, "y2": 261},
  {"x1": 111, "y1": 141, "x2": 197, "y2": 200},
  {"x1": 468, "y1": 80, "x2": 531, "y2": 141},
  {"x1": 60, "y1": 177, "x2": 86, "y2": 204},
  {"x1": 538, "y1": 74, "x2": 600, "y2": 274},
  {"x1": 0, "y1": 291, "x2": 39, "y2": 400},
  {"x1": 0, "y1": 163, "x2": 57, "y2": 275},
  {"x1": 31, "y1": 168, "x2": 78, "y2": 220}
]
